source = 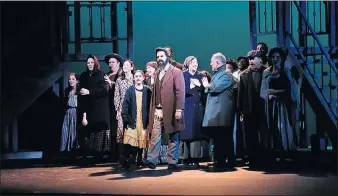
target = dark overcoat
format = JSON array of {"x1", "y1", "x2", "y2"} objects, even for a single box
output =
[
  {"x1": 79, "y1": 70, "x2": 110, "y2": 132},
  {"x1": 180, "y1": 71, "x2": 205, "y2": 140}
]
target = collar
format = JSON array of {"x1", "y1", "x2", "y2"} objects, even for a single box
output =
[{"x1": 214, "y1": 65, "x2": 225, "y2": 73}]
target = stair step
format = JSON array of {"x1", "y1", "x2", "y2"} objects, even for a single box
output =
[
  {"x1": 297, "y1": 58, "x2": 338, "y2": 65},
  {"x1": 1, "y1": 151, "x2": 43, "y2": 160},
  {"x1": 289, "y1": 47, "x2": 337, "y2": 56},
  {"x1": 304, "y1": 31, "x2": 330, "y2": 36}
]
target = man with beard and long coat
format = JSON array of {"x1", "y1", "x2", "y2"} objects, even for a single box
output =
[{"x1": 144, "y1": 47, "x2": 185, "y2": 170}]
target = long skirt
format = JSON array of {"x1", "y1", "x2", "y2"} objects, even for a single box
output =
[
  {"x1": 88, "y1": 130, "x2": 111, "y2": 152},
  {"x1": 60, "y1": 108, "x2": 77, "y2": 152},
  {"x1": 268, "y1": 99, "x2": 296, "y2": 152}
]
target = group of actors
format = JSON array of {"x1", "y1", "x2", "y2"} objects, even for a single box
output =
[{"x1": 60, "y1": 43, "x2": 303, "y2": 170}]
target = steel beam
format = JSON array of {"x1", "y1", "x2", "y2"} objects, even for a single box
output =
[
  {"x1": 111, "y1": 2, "x2": 118, "y2": 53},
  {"x1": 126, "y1": 2, "x2": 134, "y2": 60},
  {"x1": 61, "y1": 2, "x2": 69, "y2": 55},
  {"x1": 74, "y1": 1, "x2": 81, "y2": 56},
  {"x1": 249, "y1": 1, "x2": 257, "y2": 50},
  {"x1": 276, "y1": 1, "x2": 284, "y2": 47},
  {"x1": 298, "y1": 1, "x2": 307, "y2": 48},
  {"x1": 284, "y1": 1, "x2": 291, "y2": 47}
]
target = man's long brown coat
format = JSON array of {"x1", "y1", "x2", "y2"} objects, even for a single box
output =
[{"x1": 147, "y1": 64, "x2": 185, "y2": 134}]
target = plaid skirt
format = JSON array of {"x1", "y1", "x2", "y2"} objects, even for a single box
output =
[{"x1": 88, "y1": 130, "x2": 111, "y2": 152}]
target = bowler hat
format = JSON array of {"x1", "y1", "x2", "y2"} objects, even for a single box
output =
[
  {"x1": 104, "y1": 53, "x2": 124, "y2": 66},
  {"x1": 237, "y1": 56, "x2": 249, "y2": 62}
]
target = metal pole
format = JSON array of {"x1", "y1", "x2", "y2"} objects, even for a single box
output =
[
  {"x1": 126, "y1": 2, "x2": 133, "y2": 60},
  {"x1": 111, "y1": 2, "x2": 118, "y2": 53},
  {"x1": 74, "y1": 1, "x2": 81, "y2": 58},
  {"x1": 249, "y1": 1, "x2": 258, "y2": 50}
]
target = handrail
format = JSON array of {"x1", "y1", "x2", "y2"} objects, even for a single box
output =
[
  {"x1": 293, "y1": 1, "x2": 338, "y2": 75},
  {"x1": 287, "y1": 32, "x2": 337, "y2": 126},
  {"x1": 287, "y1": 33, "x2": 323, "y2": 95}
]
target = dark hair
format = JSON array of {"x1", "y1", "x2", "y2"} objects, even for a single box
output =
[
  {"x1": 65, "y1": 72, "x2": 80, "y2": 97},
  {"x1": 268, "y1": 47, "x2": 287, "y2": 70},
  {"x1": 257, "y1": 42, "x2": 269, "y2": 52},
  {"x1": 200, "y1": 70, "x2": 211, "y2": 82},
  {"x1": 164, "y1": 46, "x2": 173, "y2": 56},
  {"x1": 86, "y1": 54, "x2": 100, "y2": 72},
  {"x1": 135, "y1": 70, "x2": 145, "y2": 77},
  {"x1": 226, "y1": 59, "x2": 238, "y2": 70},
  {"x1": 120, "y1": 60, "x2": 135, "y2": 80}
]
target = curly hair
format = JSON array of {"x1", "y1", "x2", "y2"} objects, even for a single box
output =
[{"x1": 226, "y1": 58, "x2": 238, "y2": 70}]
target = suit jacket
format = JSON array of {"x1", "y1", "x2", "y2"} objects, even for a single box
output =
[{"x1": 148, "y1": 64, "x2": 185, "y2": 134}]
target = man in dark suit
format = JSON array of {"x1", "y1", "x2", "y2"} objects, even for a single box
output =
[
  {"x1": 144, "y1": 47, "x2": 185, "y2": 170},
  {"x1": 237, "y1": 50, "x2": 266, "y2": 168}
]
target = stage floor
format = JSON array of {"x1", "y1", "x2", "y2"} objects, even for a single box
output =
[{"x1": 1, "y1": 161, "x2": 338, "y2": 195}]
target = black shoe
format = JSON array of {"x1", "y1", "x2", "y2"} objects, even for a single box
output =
[
  {"x1": 181, "y1": 160, "x2": 190, "y2": 167},
  {"x1": 167, "y1": 164, "x2": 180, "y2": 170},
  {"x1": 208, "y1": 162, "x2": 227, "y2": 168},
  {"x1": 144, "y1": 160, "x2": 156, "y2": 169},
  {"x1": 190, "y1": 162, "x2": 200, "y2": 168}
]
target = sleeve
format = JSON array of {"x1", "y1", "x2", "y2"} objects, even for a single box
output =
[
  {"x1": 63, "y1": 89, "x2": 69, "y2": 110},
  {"x1": 237, "y1": 74, "x2": 245, "y2": 113},
  {"x1": 174, "y1": 69, "x2": 186, "y2": 110},
  {"x1": 260, "y1": 71, "x2": 269, "y2": 101},
  {"x1": 78, "y1": 73, "x2": 88, "y2": 116},
  {"x1": 209, "y1": 73, "x2": 233, "y2": 95},
  {"x1": 114, "y1": 78, "x2": 121, "y2": 111},
  {"x1": 121, "y1": 87, "x2": 131, "y2": 125},
  {"x1": 88, "y1": 72, "x2": 109, "y2": 98}
]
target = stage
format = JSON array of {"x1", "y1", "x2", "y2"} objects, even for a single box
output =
[{"x1": 1, "y1": 160, "x2": 337, "y2": 195}]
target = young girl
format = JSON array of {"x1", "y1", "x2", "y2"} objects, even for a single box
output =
[
  {"x1": 60, "y1": 73, "x2": 80, "y2": 152},
  {"x1": 121, "y1": 70, "x2": 151, "y2": 170}
]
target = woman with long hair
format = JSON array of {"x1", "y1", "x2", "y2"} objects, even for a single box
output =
[
  {"x1": 260, "y1": 47, "x2": 296, "y2": 164},
  {"x1": 114, "y1": 60, "x2": 135, "y2": 166},
  {"x1": 60, "y1": 73, "x2": 80, "y2": 153},
  {"x1": 179, "y1": 56, "x2": 208, "y2": 167},
  {"x1": 79, "y1": 55, "x2": 111, "y2": 163}
]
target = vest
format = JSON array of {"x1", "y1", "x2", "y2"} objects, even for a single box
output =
[{"x1": 155, "y1": 71, "x2": 165, "y2": 107}]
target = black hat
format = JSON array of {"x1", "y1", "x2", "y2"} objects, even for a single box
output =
[
  {"x1": 237, "y1": 56, "x2": 249, "y2": 62},
  {"x1": 104, "y1": 53, "x2": 124, "y2": 66},
  {"x1": 155, "y1": 47, "x2": 169, "y2": 56}
]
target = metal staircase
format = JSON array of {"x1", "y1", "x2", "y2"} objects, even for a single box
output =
[
  {"x1": 1, "y1": 2, "x2": 69, "y2": 155},
  {"x1": 249, "y1": 1, "x2": 337, "y2": 150},
  {"x1": 1, "y1": 1, "x2": 134, "y2": 159}
]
